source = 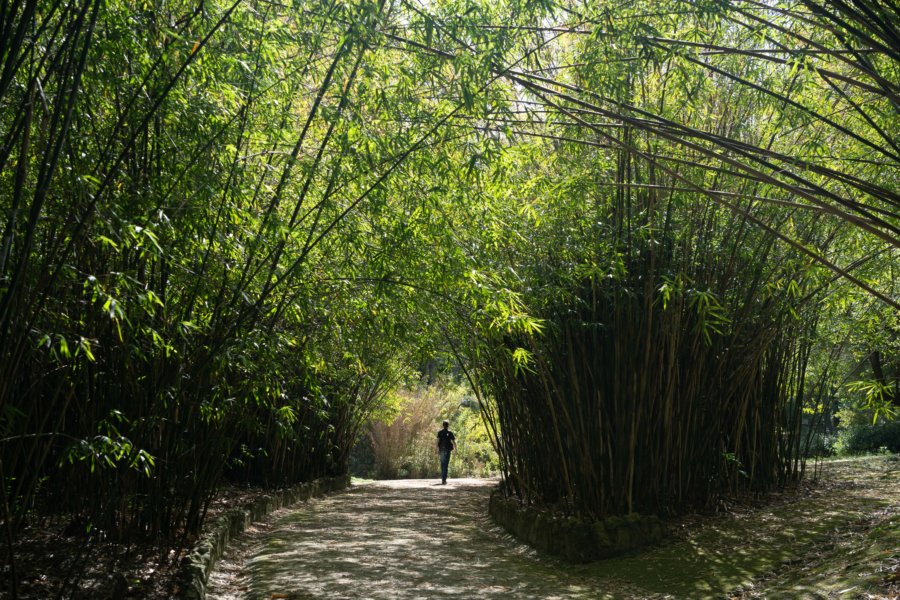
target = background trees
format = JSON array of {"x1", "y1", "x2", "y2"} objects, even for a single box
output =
[
  {"x1": 0, "y1": 0, "x2": 897, "y2": 592},
  {"x1": 351, "y1": 381, "x2": 498, "y2": 480}
]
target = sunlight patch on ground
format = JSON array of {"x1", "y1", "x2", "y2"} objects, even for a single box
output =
[{"x1": 208, "y1": 458, "x2": 899, "y2": 600}]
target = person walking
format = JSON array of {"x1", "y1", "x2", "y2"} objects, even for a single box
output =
[{"x1": 436, "y1": 420, "x2": 456, "y2": 484}]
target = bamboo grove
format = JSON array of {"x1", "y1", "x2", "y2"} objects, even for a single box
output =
[
  {"x1": 459, "y1": 0, "x2": 899, "y2": 517},
  {"x1": 1, "y1": 0, "x2": 898, "y2": 589},
  {"x1": 0, "y1": 0, "x2": 497, "y2": 566}
]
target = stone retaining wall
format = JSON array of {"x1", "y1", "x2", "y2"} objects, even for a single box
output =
[
  {"x1": 182, "y1": 474, "x2": 351, "y2": 599},
  {"x1": 488, "y1": 490, "x2": 665, "y2": 563}
]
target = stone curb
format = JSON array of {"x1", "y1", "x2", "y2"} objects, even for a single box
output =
[
  {"x1": 182, "y1": 474, "x2": 351, "y2": 599},
  {"x1": 488, "y1": 489, "x2": 665, "y2": 563}
]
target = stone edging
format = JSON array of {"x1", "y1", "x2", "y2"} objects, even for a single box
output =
[
  {"x1": 488, "y1": 489, "x2": 665, "y2": 563},
  {"x1": 182, "y1": 474, "x2": 351, "y2": 599}
]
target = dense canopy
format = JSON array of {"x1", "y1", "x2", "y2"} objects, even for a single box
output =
[{"x1": 0, "y1": 0, "x2": 897, "y2": 592}]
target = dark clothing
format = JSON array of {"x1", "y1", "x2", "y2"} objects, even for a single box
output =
[
  {"x1": 437, "y1": 428, "x2": 456, "y2": 483},
  {"x1": 437, "y1": 429, "x2": 456, "y2": 452}
]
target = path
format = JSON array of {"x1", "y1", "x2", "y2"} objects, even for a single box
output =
[{"x1": 207, "y1": 457, "x2": 899, "y2": 599}]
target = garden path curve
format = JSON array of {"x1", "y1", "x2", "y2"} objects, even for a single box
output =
[
  {"x1": 206, "y1": 478, "x2": 634, "y2": 599},
  {"x1": 206, "y1": 458, "x2": 899, "y2": 599}
]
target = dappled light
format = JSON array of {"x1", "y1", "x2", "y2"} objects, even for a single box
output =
[
  {"x1": 209, "y1": 458, "x2": 899, "y2": 599},
  {"x1": 210, "y1": 479, "x2": 632, "y2": 599},
  {"x1": 1, "y1": 0, "x2": 897, "y2": 595}
]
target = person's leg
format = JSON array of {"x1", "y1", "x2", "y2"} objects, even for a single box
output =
[{"x1": 439, "y1": 450, "x2": 449, "y2": 483}]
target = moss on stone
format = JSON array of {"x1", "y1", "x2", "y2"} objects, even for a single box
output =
[{"x1": 488, "y1": 492, "x2": 665, "y2": 562}]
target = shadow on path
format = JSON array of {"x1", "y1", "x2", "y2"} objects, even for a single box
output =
[
  {"x1": 208, "y1": 478, "x2": 635, "y2": 599},
  {"x1": 207, "y1": 458, "x2": 899, "y2": 600}
]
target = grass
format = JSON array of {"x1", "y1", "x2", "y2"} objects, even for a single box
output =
[{"x1": 557, "y1": 454, "x2": 900, "y2": 598}]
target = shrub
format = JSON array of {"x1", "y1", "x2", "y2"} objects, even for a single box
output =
[
  {"x1": 351, "y1": 381, "x2": 499, "y2": 479},
  {"x1": 801, "y1": 430, "x2": 838, "y2": 458},
  {"x1": 366, "y1": 386, "x2": 443, "y2": 479},
  {"x1": 834, "y1": 420, "x2": 900, "y2": 455}
]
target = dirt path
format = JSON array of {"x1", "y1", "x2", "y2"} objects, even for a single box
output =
[{"x1": 207, "y1": 456, "x2": 899, "y2": 600}]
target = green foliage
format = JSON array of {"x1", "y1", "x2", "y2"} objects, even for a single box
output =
[
  {"x1": 846, "y1": 380, "x2": 899, "y2": 423},
  {"x1": 1, "y1": 0, "x2": 521, "y2": 546},
  {"x1": 431, "y1": 0, "x2": 900, "y2": 517},
  {"x1": 354, "y1": 381, "x2": 498, "y2": 479},
  {"x1": 832, "y1": 401, "x2": 900, "y2": 457},
  {"x1": 0, "y1": 0, "x2": 897, "y2": 589},
  {"x1": 834, "y1": 421, "x2": 900, "y2": 456}
]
